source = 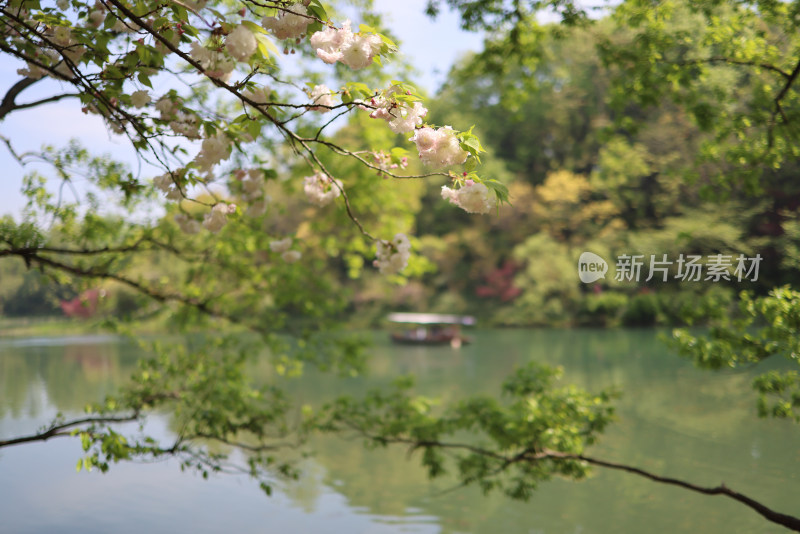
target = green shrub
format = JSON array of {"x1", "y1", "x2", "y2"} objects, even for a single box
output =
[
  {"x1": 657, "y1": 286, "x2": 735, "y2": 326},
  {"x1": 576, "y1": 291, "x2": 629, "y2": 326},
  {"x1": 621, "y1": 292, "x2": 660, "y2": 326}
]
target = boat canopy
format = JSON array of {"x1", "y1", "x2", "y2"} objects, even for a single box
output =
[{"x1": 387, "y1": 312, "x2": 476, "y2": 326}]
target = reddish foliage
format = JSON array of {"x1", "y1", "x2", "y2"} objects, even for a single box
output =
[
  {"x1": 60, "y1": 289, "x2": 101, "y2": 319},
  {"x1": 476, "y1": 260, "x2": 522, "y2": 302}
]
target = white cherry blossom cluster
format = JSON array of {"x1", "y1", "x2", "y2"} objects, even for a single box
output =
[
  {"x1": 87, "y1": 2, "x2": 105, "y2": 27},
  {"x1": 130, "y1": 90, "x2": 150, "y2": 108},
  {"x1": 153, "y1": 172, "x2": 183, "y2": 200},
  {"x1": 171, "y1": 113, "x2": 200, "y2": 138},
  {"x1": 155, "y1": 97, "x2": 200, "y2": 138},
  {"x1": 310, "y1": 20, "x2": 382, "y2": 70},
  {"x1": 152, "y1": 30, "x2": 181, "y2": 56},
  {"x1": 174, "y1": 213, "x2": 202, "y2": 234},
  {"x1": 53, "y1": 26, "x2": 71, "y2": 45},
  {"x1": 262, "y1": 4, "x2": 312, "y2": 40},
  {"x1": 111, "y1": 17, "x2": 137, "y2": 33},
  {"x1": 372, "y1": 150, "x2": 409, "y2": 176},
  {"x1": 17, "y1": 55, "x2": 53, "y2": 80},
  {"x1": 5, "y1": 10, "x2": 84, "y2": 81},
  {"x1": 307, "y1": 85, "x2": 336, "y2": 112},
  {"x1": 203, "y1": 203, "x2": 236, "y2": 233},
  {"x1": 441, "y1": 180, "x2": 494, "y2": 214},
  {"x1": 155, "y1": 96, "x2": 176, "y2": 119},
  {"x1": 194, "y1": 134, "x2": 233, "y2": 173},
  {"x1": 304, "y1": 172, "x2": 342, "y2": 206},
  {"x1": 366, "y1": 86, "x2": 427, "y2": 134},
  {"x1": 234, "y1": 169, "x2": 270, "y2": 216},
  {"x1": 189, "y1": 42, "x2": 235, "y2": 81},
  {"x1": 17, "y1": 45, "x2": 85, "y2": 80},
  {"x1": 409, "y1": 126, "x2": 469, "y2": 168},
  {"x1": 225, "y1": 25, "x2": 257, "y2": 61},
  {"x1": 269, "y1": 237, "x2": 302, "y2": 263},
  {"x1": 374, "y1": 233, "x2": 411, "y2": 275},
  {"x1": 242, "y1": 86, "x2": 271, "y2": 108},
  {"x1": 235, "y1": 169, "x2": 265, "y2": 201}
]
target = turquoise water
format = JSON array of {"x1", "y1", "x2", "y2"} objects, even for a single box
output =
[{"x1": 0, "y1": 329, "x2": 797, "y2": 533}]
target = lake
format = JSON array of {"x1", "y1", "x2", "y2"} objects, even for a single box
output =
[{"x1": 0, "y1": 329, "x2": 798, "y2": 533}]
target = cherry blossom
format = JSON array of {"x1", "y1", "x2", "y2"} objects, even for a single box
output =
[
  {"x1": 310, "y1": 20, "x2": 382, "y2": 70},
  {"x1": 340, "y1": 33, "x2": 382, "y2": 69},
  {"x1": 203, "y1": 203, "x2": 236, "y2": 233},
  {"x1": 441, "y1": 181, "x2": 494, "y2": 214},
  {"x1": 303, "y1": 172, "x2": 342, "y2": 206},
  {"x1": 242, "y1": 86, "x2": 270, "y2": 108},
  {"x1": 239, "y1": 169, "x2": 264, "y2": 200},
  {"x1": 195, "y1": 134, "x2": 232, "y2": 173},
  {"x1": 282, "y1": 250, "x2": 302, "y2": 263},
  {"x1": 53, "y1": 26, "x2": 72, "y2": 46},
  {"x1": 367, "y1": 88, "x2": 428, "y2": 133},
  {"x1": 247, "y1": 197, "x2": 269, "y2": 216},
  {"x1": 374, "y1": 233, "x2": 411, "y2": 275},
  {"x1": 269, "y1": 237, "x2": 292, "y2": 253},
  {"x1": 153, "y1": 173, "x2": 182, "y2": 199},
  {"x1": 262, "y1": 4, "x2": 312, "y2": 40},
  {"x1": 308, "y1": 84, "x2": 335, "y2": 112},
  {"x1": 174, "y1": 213, "x2": 202, "y2": 234},
  {"x1": 409, "y1": 126, "x2": 468, "y2": 168},
  {"x1": 130, "y1": 90, "x2": 151, "y2": 109},
  {"x1": 226, "y1": 25, "x2": 257, "y2": 62},
  {"x1": 190, "y1": 42, "x2": 235, "y2": 81},
  {"x1": 310, "y1": 21, "x2": 352, "y2": 64}
]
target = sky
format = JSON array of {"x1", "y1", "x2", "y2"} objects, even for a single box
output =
[{"x1": 0, "y1": 1, "x2": 484, "y2": 217}]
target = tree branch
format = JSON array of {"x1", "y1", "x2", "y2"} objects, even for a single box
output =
[
  {"x1": 0, "y1": 246, "x2": 218, "y2": 314},
  {"x1": 5, "y1": 92, "x2": 80, "y2": 115},
  {"x1": 0, "y1": 413, "x2": 140, "y2": 449},
  {"x1": 672, "y1": 57, "x2": 792, "y2": 79},
  {"x1": 774, "y1": 57, "x2": 800, "y2": 107},
  {"x1": 559, "y1": 451, "x2": 800, "y2": 533},
  {"x1": 353, "y1": 430, "x2": 800, "y2": 533},
  {"x1": 0, "y1": 77, "x2": 40, "y2": 120}
]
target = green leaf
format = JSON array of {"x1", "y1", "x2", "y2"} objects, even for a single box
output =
[
  {"x1": 137, "y1": 72, "x2": 153, "y2": 88},
  {"x1": 255, "y1": 34, "x2": 279, "y2": 58},
  {"x1": 460, "y1": 135, "x2": 484, "y2": 154},
  {"x1": 390, "y1": 147, "x2": 408, "y2": 164},
  {"x1": 246, "y1": 120, "x2": 262, "y2": 139},
  {"x1": 307, "y1": 0, "x2": 327, "y2": 22},
  {"x1": 345, "y1": 82, "x2": 373, "y2": 98},
  {"x1": 483, "y1": 179, "x2": 511, "y2": 205},
  {"x1": 242, "y1": 20, "x2": 266, "y2": 35}
]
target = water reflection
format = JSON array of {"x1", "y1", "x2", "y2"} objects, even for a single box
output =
[{"x1": 0, "y1": 330, "x2": 798, "y2": 533}]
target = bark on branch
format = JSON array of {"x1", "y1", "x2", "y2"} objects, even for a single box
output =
[
  {"x1": 545, "y1": 450, "x2": 800, "y2": 532},
  {"x1": 0, "y1": 414, "x2": 139, "y2": 449},
  {"x1": 0, "y1": 77, "x2": 39, "y2": 120},
  {"x1": 362, "y1": 433, "x2": 800, "y2": 532}
]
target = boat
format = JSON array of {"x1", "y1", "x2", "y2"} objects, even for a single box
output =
[{"x1": 387, "y1": 312, "x2": 476, "y2": 348}]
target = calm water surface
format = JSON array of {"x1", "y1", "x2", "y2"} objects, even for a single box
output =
[{"x1": 0, "y1": 329, "x2": 798, "y2": 533}]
